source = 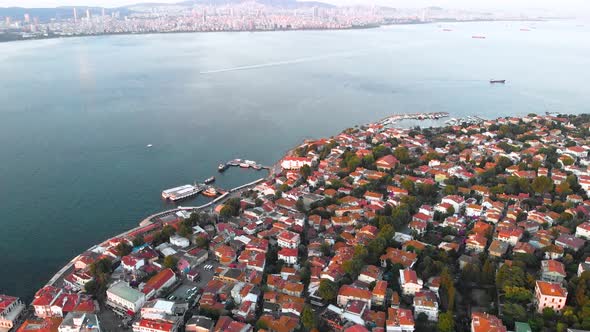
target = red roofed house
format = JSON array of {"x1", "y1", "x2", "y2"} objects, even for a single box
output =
[
  {"x1": 337, "y1": 285, "x2": 372, "y2": 309},
  {"x1": 277, "y1": 230, "x2": 300, "y2": 249},
  {"x1": 541, "y1": 260, "x2": 566, "y2": 283},
  {"x1": 132, "y1": 318, "x2": 181, "y2": 332},
  {"x1": 399, "y1": 269, "x2": 423, "y2": 296},
  {"x1": 386, "y1": 307, "x2": 414, "y2": 332},
  {"x1": 471, "y1": 312, "x2": 506, "y2": 332},
  {"x1": 142, "y1": 269, "x2": 177, "y2": 300},
  {"x1": 535, "y1": 281, "x2": 567, "y2": 313},
  {"x1": 0, "y1": 295, "x2": 25, "y2": 330},
  {"x1": 281, "y1": 157, "x2": 312, "y2": 170},
  {"x1": 278, "y1": 248, "x2": 299, "y2": 265},
  {"x1": 376, "y1": 155, "x2": 399, "y2": 171},
  {"x1": 214, "y1": 245, "x2": 237, "y2": 266},
  {"x1": 371, "y1": 281, "x2": 387, "y2": 307},
  {"x1": 576, "y1": 222, "x2": 590, "y2": 240}
]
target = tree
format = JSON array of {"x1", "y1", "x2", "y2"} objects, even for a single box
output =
[
  {"x1": 504, "y1": 286, "x2": 532, "y2": 303},
  {"x1": 178, "y1": 221, "x2": 192, "y2": 238},
  {"x1": 319, "y1": 280, "x2": 338, "y2": 302},
  {"x1": 115, "y1": 242, "x2": 133, "y2": 257},
  {"x1": 163, "y1": 255, "x2": 178, "y2": 270},
  {"x1": 301, "y1": 305, "x2": 316, "y2": 330},
  {"x1": 300, "y1": 164, "x2": 312, "y2": 179},
  {"x1": 502, "y1": 303, "x2": 527, "y2": 327},
  {"x1": 132, "y1": 234, "x2": 145, "y2": 247},
  {"x1": 393, "y1": 147, "x2": 410, "y2": 163},
  {"x1": 195, "y1": 236, "x2": 209, "y2": 249},
  {"x1": 437, "y1": 312, "x2": 455, "y2": 332},
  {"x1": 532, "y1": 176, "x2": 554, "y2": 195}
]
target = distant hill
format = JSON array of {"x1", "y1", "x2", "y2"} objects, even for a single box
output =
[{"x1": 176, "y1": 0, "x2": 334, "y2": 8}]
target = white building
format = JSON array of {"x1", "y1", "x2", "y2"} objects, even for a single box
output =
[
  {"x1": 140, "y1": 300, "x2": 176, "y2": 320},
  {"x1": 106, "y1": 281, "x2": 146, "y2": 314},
  {"x1": 399, "y1": 269, "x2": 423, "y2": 296},
  {"x1": 576, "y1": 222, "x2": 590, "y2": 240},
  {"x1": 277, "y1": 230, "x2": 300, "y2": 249},
  {"x1": 58, "y1": 312, "x2": 101, "y2": 332},
  {"x1": 169, "y1": 235, "x2": 190, "y2": 248},
  {"x1": 413, "y1": 290, "x2": 439, "y2": 321},
  {"x1": 0, "y1": 295, "x2": 25, "y2": 330}
]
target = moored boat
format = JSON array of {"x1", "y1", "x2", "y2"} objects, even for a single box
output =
[
  {"x1": 204, "y1": 176, "x2": 215, "y2": 184},
  {"x1": 490, "y1": 79, "x2": 506, "y2": 84},
  {"x1": 202, "y1": 187, "x2": 218, "y2": 197},
  {"x1": 218, "y1": 163, "x2": 227, "y2": 172}
]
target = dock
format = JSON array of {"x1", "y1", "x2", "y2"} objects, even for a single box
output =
[
  {"x1": 378, "y1": 112, "x2": 450, "y2": 126},
  {"x1": 219, "y1": 159, "x2": 271, "y2": 172}
]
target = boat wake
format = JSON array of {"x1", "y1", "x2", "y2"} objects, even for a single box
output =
[{"x1": 200, "y1": 51, "x2": 364, "y2": 74}]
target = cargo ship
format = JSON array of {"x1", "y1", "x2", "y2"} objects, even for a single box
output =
[
  {"x1": 490, "y1": 79, "x2": 506, "y2": 84},
  {"x1": 162, "y1": 184, "x2": 202, "y2": 201}
]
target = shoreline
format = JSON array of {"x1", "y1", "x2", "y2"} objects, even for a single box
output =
[
  {"x1": 0, "y1": 17, "x2": 552, "y2": 45},
  {"x1": 34, "y1": 111, "x2": 454, "y2": 302}
]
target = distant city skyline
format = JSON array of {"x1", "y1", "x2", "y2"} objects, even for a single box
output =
[{"x1": 0, "y1": 0, "x2": 588, "y2": 12}]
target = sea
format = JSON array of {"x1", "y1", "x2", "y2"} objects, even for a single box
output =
[{"x1": 0, "y1": 20, "x2": 588, "y2": 301}]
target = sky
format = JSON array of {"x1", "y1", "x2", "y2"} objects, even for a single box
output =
[{"x1": 0, "y1": 0, "x2": 588, "y2": 14}]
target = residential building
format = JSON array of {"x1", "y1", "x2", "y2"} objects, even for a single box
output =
[
  {"x1": 541, "y1": 260, "x2": 566, "y2": 283},
  {"x1": 413, "y1": 290, "x2": 438, "y2": 321},
  {"x1": 0, "y1": 295, "x2": 25, "y2": 330},
  {"x1": 399, "y1": 269, "x2": 422, "y2": 296},
  {"x1": 106, "y1": 281, "x2": 146, "y2": 314},
  {"x1": 58, "y1": 312, "x2": 101, "y2": 332},
  {"x1": 535, "y1": 281, "x2": 567, "y2": 313},
  {"x1": 471, "y1": 312, "x2": 506, "y2": 332}
]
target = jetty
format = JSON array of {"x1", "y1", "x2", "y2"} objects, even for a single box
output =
[{"x1": 378, "y1": 112, "x2": 449, "y2": 126}]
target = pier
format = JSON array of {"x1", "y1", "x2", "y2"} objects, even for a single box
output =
[
  {"x1": 378, "y1": 112, "x2": 450, "y2": 126},
  {"x1": 39, "y1": 177, "x2": 267, "y2": 294}
]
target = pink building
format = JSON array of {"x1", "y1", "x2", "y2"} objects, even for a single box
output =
[{"x1": 535, "y1": 280, "x2": 567, "y2": 313}]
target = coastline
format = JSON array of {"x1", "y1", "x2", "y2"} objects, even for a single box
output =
[{"x1": 0, "y1": 17, "x2": 551, "y2": 45}]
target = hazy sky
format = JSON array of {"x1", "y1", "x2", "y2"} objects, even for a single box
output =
[{"x1": 0, "y1": 0, "x2": 588, "y2": 13}]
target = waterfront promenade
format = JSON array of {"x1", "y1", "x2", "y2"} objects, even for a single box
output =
[{"x1": 40, "y1": 177, "x2": 266, "y2": 295}]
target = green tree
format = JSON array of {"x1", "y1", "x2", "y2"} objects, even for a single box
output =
[
  {"x1": 115, "y1": 242, "x2": 133, "y2": 257},
  {"x1": 163, "y1": 255, "x2": 179, "y2": 270},
  {"x1": 132, "y1": 234, "x2": 145, "y2": 247},
  {"x1": 532, "y1": 176, "x2": 554, "y2": 195},
  {"x1": 393, "y1": 147, "x2": 410, "y2": 163},
  {"x1": 437, "y1": 312, "x2": 455, "y2": 332},
  {"x1": 301, "y1": 305, "x2": 316, "y2": 330},
  {"x1": 502, "y1": 303, "x2": 527, "y2": 327},
  {"x1": 504, "y1": 286, "x2": 532, "y2": 303},
  {"x1": 300, "y1": 164, "x2": 312, "y2": 179},
  {"x1": 178, "y1": 221, "x2": 192, "y2": 238},
  {"x1": 319, "y1": 280, "x2": 338, "y2": 302}
]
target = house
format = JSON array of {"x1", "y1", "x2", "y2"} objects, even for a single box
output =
[
  {"x1": 466, "y1": 234, "x2": 487, "y2": 253},
  {"x1": 579, "y1": 257, "x2": 590, "y2": 277},
  {"x1": 440, "y1": 195, "x2": 465, "y2": 213},
  {"x1": 337, "y1": 285, "x2": 372, "y2": 309},
  {"x1": 371, "y1": 281, "x2": 387, "y2": 307},
  {"x1": 169, "y1": 235, "x2": 190, "y2": 248},
  {"x1": 408, "y1": 221, "x2": 427, "y2": 235},
  {"x1": 0, "y1": 295, "x2": 25, "y2": 330},
  {"x1": 358, "y1": 265, "x2": 382, "y2": 284},
  {"x1": 142, "y1": 269, "x2": 177, "y2": 300},
  {"x1": 278, "y1": 248, "x2": 299, "y2": 265},
  {"x1": 535, "y1": 281, "x2": 567, "y2": 313},
  {"x1": 380, "y1": 248, "x2": 417, "y2": 269},
  {"x1": 106, "y1": 281, "x2": 146, "y2": 314},
  {"x1": 488, "y1": 240, "x2": 509, "y2": 258},
  {"x1": 413, "y1": 290, "x2": 438, "y2": 321},
  {"x1": 541, "y1": 260, "x2": 566, "y2": 283},
  {"x1": 399, "y1": 269, "x2": 423, "y2": 296},
  {"x1": 471, "y1": 312, "x2": 506, "y2": 332},
  {"x1": 185, "y1": 316, "x2": 215, "y2": 332},
  {"x1": 132, "y1": 317, "x2": 182, "y2": 332},
  {"x1": 376, "y1": 155, "x2": 399, "y2": 171},
  {"x1": 58, "y1": 312, "x2": 101, "y2": 332},
  {"x1": 32, "y1": 286, "x2": 63, "y2": 318},
  {"x1": 214, "y1": 245, "x2": 237, "y2": 265},
  {"x1": 281, "y1": 157, "x2": 312, "y2": 170},
  {"x1": 122, "y1": 255, "x2": 145, "y2": 272},
  {"x1": 576, "y1": 222, "x2": 590, "y2": 240},
  {"x1": 555, "y1": 234, "x2": 585, "y2": 251},
  {"x1": 277, "y1": 230, "x2": 301, "y2": 249},
  {"x1": 496, "y1": 229, "x2": 523, "y2": 246},
  {"x1": 386, "y1": 307, "x2": 415, "y2": 332}
]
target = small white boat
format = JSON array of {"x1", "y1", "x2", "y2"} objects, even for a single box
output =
[{"x1": 147, "y1": 144, "x2": 153, "y2": 148}]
